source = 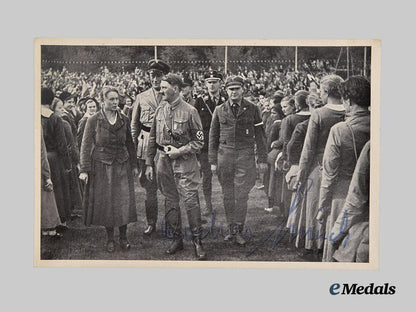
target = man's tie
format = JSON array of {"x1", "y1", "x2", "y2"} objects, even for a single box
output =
[{"x1": 232, "y1": 103, "x2": 239, "y2": 117}]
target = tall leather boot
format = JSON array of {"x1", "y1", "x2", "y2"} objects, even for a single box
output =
[
  {"x1": 224, "y1": 223, "x2": 235, "y2": 241},
  {"x1": 192, "y1": 234, "x2": 207, "y2": 260},
  {"x1": 202, "y1": 194, "x2": 213, "y2": 217},
  {"x1": 234, "y1": 223, "x2": 247, "y2": 246}
]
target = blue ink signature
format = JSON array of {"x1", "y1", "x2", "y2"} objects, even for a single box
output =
[
  {"x1": 246, "y1": 178, "x2": 350, "y2": 257},
  {"x1": 160, "y1": 211, "x2": 253, "y2": 245}
]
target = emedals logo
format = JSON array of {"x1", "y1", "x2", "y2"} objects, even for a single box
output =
[{"x1": 330, "y1": 283, "x2": 396, "y2": 295}]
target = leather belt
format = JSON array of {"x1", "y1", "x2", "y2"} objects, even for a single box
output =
[
  {"x1": 141, "y1": 125, "x2": 151, "y2": 132},
  {"x1": 156, "y1": 143, "x2": 173, "y2": 153}
]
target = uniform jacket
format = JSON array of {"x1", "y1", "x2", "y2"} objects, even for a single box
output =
[
  {"x1": 208, "y1": 98, "x2": 267, "y2": 165},
  {"x1": 194, "y1": 93, "x2": 227, "y2": 152},
  {"x1": 146, "y1": 97, "x2": 204, "y2": 166},
  {"x1": 131, "y1": 87, "x2": 162, "y2": 159},
  {"x1": 319, "y1": 110, "x2": 370, "y2": 212},
  {"x1": 297, "y1": 104, "x2": 346, "y2": 182},
  {"x1": 80, "y1": 109, "x2": 137, "y2": 173}
]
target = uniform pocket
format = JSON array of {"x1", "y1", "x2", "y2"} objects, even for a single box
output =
[
  {"x1": 218, "y1": 114, "x2": 227, "y2": 124},
  {"x1": 173, "y1": 118, "x2": 188, "y2": 135}
]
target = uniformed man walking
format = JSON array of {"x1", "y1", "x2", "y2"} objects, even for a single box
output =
[
  {"x1": 131, "y1": 59, "x2": 170, "y2": 235},
  {"x1": 145, "y1": 74, "x2": 207, "y2": 260},
  {"x1": 209, "y1": 76, "x2": 268, "y2": 246},
  {"x1": 194, "y1": 71, "x2": 227, "y2": 217}
]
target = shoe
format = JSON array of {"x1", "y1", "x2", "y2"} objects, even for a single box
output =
[
  {"x1": 119, "y1": 239, "x2": 131, "y2": 251},
  {"x1": 192, "y1": 237, "x2": 207, "y2": 260},
  {"x1": 166, "y1": 239, "x2": 184, "y2": 255},
  {"x1": 224, "y1": 224, "x2": 235, "y2": 241},
  {"x1": 106, "y1": 240, "x2": 115, "y2": 253},
  {"x1": 264, "y1": 207, "x2": 273, "y2": 213},
  {"x1": 234, "y1": 233, "x2": 247, "y2": 246},
  {"x1": 224, "y1": 233, "x2": 234, "y2": 241},
  {"x1": 143, "y1": 224, "x2": 155, "y2": 236},
  {"x1": 56, "y1": 223, "x2": 68, "y2": 232}
]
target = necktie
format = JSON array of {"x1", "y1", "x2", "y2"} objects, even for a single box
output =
[{"x1": 232, "y1": 103, "x2": 239, "y2": 117}]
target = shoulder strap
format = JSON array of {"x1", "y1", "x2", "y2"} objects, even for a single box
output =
[
  {"x1": 202, "y1": 97, "x2": 214, "y2": 116},
  {"x1": 346, "y1": 121, "x2": 358, "y2": 161}
]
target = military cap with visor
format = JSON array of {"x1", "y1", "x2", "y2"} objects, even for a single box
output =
[
  {"x1": 148, "y1": 59, "x2": 170, "y2": 75},
  {"x1": 204, "y1": 70, "x2": 223, "y2": 81},
  {"x1": 225, "y1": 75, "x2": 244, "y2": 88}
]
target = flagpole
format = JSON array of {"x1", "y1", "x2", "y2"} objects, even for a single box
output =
[
  {"x1": 224, "y1": 46, "x2": 228, "y2": 74},
  {"x1": 346, "y1": 46, "x2": 350, "y2": 79},
  {"x1": 295, "y1": 46, "x2": 298, "y2": 72},
  {"x1": 154, "y1": 46, "x2": 158, "y2": 61}
]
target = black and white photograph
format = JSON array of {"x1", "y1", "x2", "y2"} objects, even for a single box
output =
[{"x1": 34, "y1": 39, "x2": 380, "y2": 267}]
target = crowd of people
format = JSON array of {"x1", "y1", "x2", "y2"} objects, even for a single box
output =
[{"x1": 40, "y1": 58, "x2": 371, "y2": 262}]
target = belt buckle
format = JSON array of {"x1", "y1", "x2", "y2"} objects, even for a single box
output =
[{"x1": 164, "y1": 145, "x2": 172, "y2": 153}]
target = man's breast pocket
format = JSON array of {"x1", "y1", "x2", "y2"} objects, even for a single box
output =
[{"x1": 173, "y1": 118, "x2": 188, "y2": 135}]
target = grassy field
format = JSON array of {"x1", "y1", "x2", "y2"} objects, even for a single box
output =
[{"x1": 41, "y1": 175, "x2": 314, "y2": 262}]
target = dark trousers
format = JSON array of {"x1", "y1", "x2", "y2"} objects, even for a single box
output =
[
  {"x1": 138, "y1": 159, "x2": 158, "y2": 226},
  {"x1": 217, "y1": 148, "x2": 256, "y2": 225}
]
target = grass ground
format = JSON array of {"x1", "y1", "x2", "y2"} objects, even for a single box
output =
[{"x1": 41, "y1": 175, "x2": 316, "y2": 262}]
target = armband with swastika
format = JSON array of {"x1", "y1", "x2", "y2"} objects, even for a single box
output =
[{"x1": 191, "y1": 129, "x2": 205, "y2": 142}]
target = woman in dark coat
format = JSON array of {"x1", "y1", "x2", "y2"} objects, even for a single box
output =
[
  {"x1": 51, "y1": 97, "x2": 83, "y2": 218},
  {"x1": 264, "y1": 96, "x2": 295, "y2": 213},
  {"x1": 77, "y1": 97, "x2": 99, "y2": 150},
  {"x1": 41, "y1": 88, "x2": 72, "y2": 225},
  {"x1": 286, "y1": 93, "x2": 322, "y2": 253},
  {"x1": 317, "y1": 76, "x2": 371, "y2": 262},
  {"x1": 79, "y1": 87, "x2": 138, "y2": 253},
  {"x1": 41, "y1": 126, "x2": 62, "y2": 237},
  {"x1": 279, "y1": 90, "x2": 311, "y2": 219}
]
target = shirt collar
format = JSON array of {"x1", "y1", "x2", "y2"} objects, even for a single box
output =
[
  {"x1": 325, "y1": 103, "x2": 345, "y2": 111},
  {"x1": 168, "y1": 96, "x2": 181, "y2": 109}
]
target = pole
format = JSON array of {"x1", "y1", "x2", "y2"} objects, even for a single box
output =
[
  {"x1": 295, "y1": 46, "x2": 298, "y2": 72},
  {"x1": 363, "y1": 47, "x2": 367, "y2": 77},
  {"x1": 346, "y1": 47, "x2": 350, "y2": 78},
  {"x1": 154, "y1": 46, "x2": 157, "y2": 61},
  {"x1": 224, "y1": 46, "x2": 228, "y2": 74}
]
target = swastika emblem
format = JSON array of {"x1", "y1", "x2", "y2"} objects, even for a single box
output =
[{"x1": 196, "y1": 130, "x2": 204, "y2": 141}]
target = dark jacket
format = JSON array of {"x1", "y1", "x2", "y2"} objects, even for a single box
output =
[
  {"x1": 281, "y1": 112, "x2": 311, "y2": 161},
  {"x1": 41, "y1": 109, "x2": 71, "y2": 170},
  {"x1": 287, "y1": 118, "x2": 309, "y2": 165},
  {"x1": 80, "y1": 109, "x2": 137, "y2": 173},
  {"x1": 208, "y1": 98, "x2": 267, "y2": 165},
  {"x1": 194, "y1": 94, "x2": 227, "y2": 151}
]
